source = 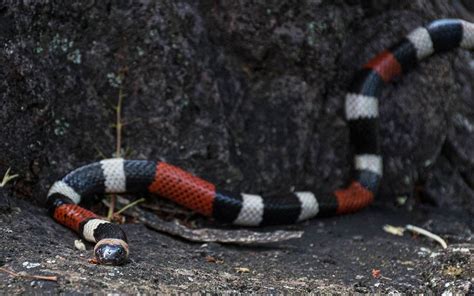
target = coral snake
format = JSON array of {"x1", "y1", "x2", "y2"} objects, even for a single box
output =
[{"x1": 46, "y1": 19, "x2": 474, "y2": 265}]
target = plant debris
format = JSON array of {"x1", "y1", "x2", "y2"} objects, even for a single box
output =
[
  {"x1": 406, "y1": 224, "x2": 448, "y2": 249},
  {"x1": 144, "y1": 216, "x2": 303, "y2": 245},
  {"x1": 0, "y1": 168, "x2": 18, "y2": 187},
  {"x1": 0, "y1": 267, "x2": 58, "y2": 282},
  {"x1": 383, "y1": 224, "x2": 405, "y2": 236},
  {"x1": 371, "y1": 269, "x2": 381, "y2": 279},
  {"x1": 383, "y1": 224, "x2": 448, "y2": 249},
  {"x1": 117, "y1": 201, "x2": 304, "y2": 245}
]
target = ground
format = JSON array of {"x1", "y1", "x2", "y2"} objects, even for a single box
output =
[
  {"x1": 1, "y1": 198, "x2": 472, "y2": 293},
  {"x1": 0, "y1": 0, "x2": 473, "y2": 293}
]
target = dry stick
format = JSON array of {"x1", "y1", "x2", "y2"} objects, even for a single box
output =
[
  {"x1": 107, "y1": 76, "x2": 125, "y2": 221},
  {"x1": 115, "y1": 86, "x2": 124, "y2": 158},
  {"x1": 0, "y1": 267, "x2": 58, "y2": 282},
  {"x1": 406, "y1": 224, "x2": 448, "y2": 249}
]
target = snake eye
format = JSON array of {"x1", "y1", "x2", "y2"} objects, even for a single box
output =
[{"x1": 94, "y1": 239, "x2": 129, "y2": 265}]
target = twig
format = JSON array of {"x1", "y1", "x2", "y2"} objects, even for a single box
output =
[
  {"x1": 115, "y1": 85, "x2": 124, "y2": 158},
  {"x1": 406, "y1": 224, "x2": 448, "y2": 249},
  {"x1": 115, "y1": 198, "x2": 146, "y2": 215},
  {"x1": 107, "y1": 70, "x2": 126, "y2": 221},
  {"x1": 0, "y1": 267, "x2": 58, "y2": 282},
  {"x1": 107, "y1": 195, "x2": 116, "y2": 221},
  {"x1": 0, "y1": 167, "x2": 19, "y2": 187}
]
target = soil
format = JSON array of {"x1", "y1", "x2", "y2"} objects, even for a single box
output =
[
  {"x1": 0, "y1": 1, "x2": 473, "y2": 293},
  {"x1": 1, "y1": 198, "x2": 472, "y2": 293}
]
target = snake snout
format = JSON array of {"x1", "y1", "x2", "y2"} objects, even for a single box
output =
[{"x1": 94, "y1": 239, "x2": 129, "y2": 265}]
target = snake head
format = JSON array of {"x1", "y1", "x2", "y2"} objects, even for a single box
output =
[{"x1": 94, "y1": 238, "x2": 129, "y2": 265}]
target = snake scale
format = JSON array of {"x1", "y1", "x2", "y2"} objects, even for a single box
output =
[{"x1": 46, "y1": 19, "x2": 474, "y2": 265}]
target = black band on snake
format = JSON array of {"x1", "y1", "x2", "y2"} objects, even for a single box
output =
[{"x1": 46, "y1": 19, "x2": 474, "y2": 265}]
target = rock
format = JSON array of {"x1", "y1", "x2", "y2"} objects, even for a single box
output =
[{"x1": 0, "y1": 1, "x2": 472, "y2": 215}]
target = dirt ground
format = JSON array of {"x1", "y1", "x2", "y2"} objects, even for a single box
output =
[
  {"x1": 0, "y1": 196, "x2": 472, "y2": 293},
  {"x1": 0, "y1": 1, "x2": 473, "y2": 293}
]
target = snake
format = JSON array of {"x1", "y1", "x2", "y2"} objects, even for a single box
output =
[{"x1": 46, "y1": 19, "x2": 474, "y2": 265}]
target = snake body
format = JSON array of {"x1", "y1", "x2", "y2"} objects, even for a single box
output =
[{"x1": 46, "y1": 19, "x2": 474, "y2": 265}]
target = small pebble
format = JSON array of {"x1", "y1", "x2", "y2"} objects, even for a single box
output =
[
  {"x1": 22, "y1": 262, "x2": 41, "y2": 269},
  {"x1": 74, "y1": 239, "x2": 86, "y2": 251}
]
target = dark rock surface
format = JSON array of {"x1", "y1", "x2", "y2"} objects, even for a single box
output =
[{"x1": 0, "y1": 0, "x2": 473, "y2": 293}]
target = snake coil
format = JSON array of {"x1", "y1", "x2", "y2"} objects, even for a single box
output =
[{"x1": 46, "y1": 19, "x2": 474, "y2": 265}]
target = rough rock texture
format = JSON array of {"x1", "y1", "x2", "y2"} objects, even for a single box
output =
[{"x1": 0, "y1": 0, "x2": 473, "y2": 293}]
